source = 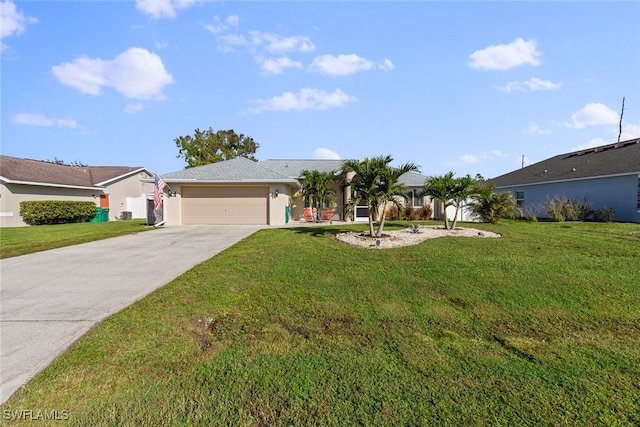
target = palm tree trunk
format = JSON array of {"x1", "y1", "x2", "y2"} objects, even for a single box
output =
[
  {"x1": 376, "y1": 202, "x2": 388, "y2": 237},
  {"x1": 451, "y1": 205, "x2": 460, "y2": 229}
]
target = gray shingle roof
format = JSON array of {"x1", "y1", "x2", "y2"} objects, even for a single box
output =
[
  {"x1": 161, "y1": 156, "x2": 298, "y2": 183},
  {"x1": 0, "y1": 155, "x2": 147, "y2": 188},
  {"x1": 491, "y1": 138, "x2": 640, "y2": 187},
  {"x1": 398, "y1": 171, "x2": 429, "y2": 187},
  {"x1": 160, "y1": 157, "x2": 431, "y2": 186},
  {"x1": 258, "y1": 159, "x2": 346, "y2": 178}
]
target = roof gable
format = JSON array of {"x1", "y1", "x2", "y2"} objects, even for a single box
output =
[
  {"x1": 0, "y1": 155, "x2": 148, "y2": 188},
  {"x1": 491, "y1": 138, "x2": 640, "y2": 187}
]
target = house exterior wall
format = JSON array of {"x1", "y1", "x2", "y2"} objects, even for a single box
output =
[
  {"x1": 496, "y1": 174, "x2": 640, "y2": 223},
  {"x1": 269, "y1": 184, "x2": 292, "y2": 226},
  {"x1": 103, "y1": 172, "x2": 154, "y2": 221},
  {"x1": 0, "y1": 182, "x2": 100, "y2": 227}
]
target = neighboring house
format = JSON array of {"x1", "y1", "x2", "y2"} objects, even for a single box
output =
[
  {"x1": 158, "y1": 157, "x2": 432, "y2": 226},
  {"x1": 0, "y1": 155, "x2": 154, "y2": 227},
  {"x1": 490, "y1": 138, "x2": 640, "y2": 223}
]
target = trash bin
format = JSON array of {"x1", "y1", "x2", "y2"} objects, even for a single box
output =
[
  {"x1": 101, "y1": 208, "x2": 109, "y2": 222},
  {"x1": 91, "y1": 207, "x2": 103, "y2": 222},
  {"x1": 285, "y1": 206, "x2": 290, "y2": 224}
]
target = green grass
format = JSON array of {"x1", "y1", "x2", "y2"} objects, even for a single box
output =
[
  {"x1": 0, "y1": 220, "x2": 155, "y2": 259},
  {"x1": 2, "y1": 221, "x2": 639, "y2": 426}
]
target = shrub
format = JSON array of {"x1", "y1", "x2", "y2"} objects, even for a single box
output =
[
  {"x1": 403, "y1": 204, "x2": 419, "y2": 221},
  {"x1": 385, "y1": 204, "x2": 400, "y2": 220},
  {"x1": 20, "y1": 200, "x2": 98, "y2": 225},
  {"x1": 546, "y1": 196, "x2": 590, "y2": 222},
  {"x1": 417, "y1": 204, "x2": 432, "y2": 220},
  {"x1": 593, "y1": 206, "x2": 616, "y2": 223}
]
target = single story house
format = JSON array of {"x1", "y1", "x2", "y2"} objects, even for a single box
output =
[
  {"x1": 0, "y1": 155, "x2": 154, "y2": 227},
  {"x1": 490, "y1": 138, "x2": 640, "y2": 223},
  {"x1": 157, "y1": 157, "x2": 432, "y2": 226}
]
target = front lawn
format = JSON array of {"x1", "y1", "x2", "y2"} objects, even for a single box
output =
[
  {"x1": 2, "y1": 221, "x2": 639, "y2": 425},
  {"x1": 0, "y1": 220, "x2": 154, "y2": 259}
]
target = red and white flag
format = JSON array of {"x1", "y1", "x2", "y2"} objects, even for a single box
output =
[{"x1": 154, "y1": 174, "x2": 167, "y2": 211}]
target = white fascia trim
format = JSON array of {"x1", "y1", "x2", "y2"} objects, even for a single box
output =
[
  {"x1": 95, "y1": 168, "x2": 151, "y2": 186},
  {"x1": 495, "y1": 171, "x2": 640, "y2": 190},
  {"x1": 166, "y1": 179, "x2": 299, "y2": 184},
  {"x1": 0, "y1": 178, "x2": 104, "y2": 191}
]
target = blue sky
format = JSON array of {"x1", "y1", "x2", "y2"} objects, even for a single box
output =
[{"x1": 2, "y1": 1, "x2": 639, "y2": 178}]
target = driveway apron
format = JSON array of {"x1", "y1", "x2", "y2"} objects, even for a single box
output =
[{"x1": 0, "y1": 225, "x2": 261, "y2": 404}]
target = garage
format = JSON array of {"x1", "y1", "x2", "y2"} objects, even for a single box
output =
[{"x1": 181, "y1": 186, "x2": 268, "y2": 225}]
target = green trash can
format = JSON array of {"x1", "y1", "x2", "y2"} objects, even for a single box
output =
[
  {"x1": 101, "y1": 208, "x2": 109, "y2": 222},
  {"x1": 91, "y1": 207, "x2": 103, "y2": 222}
]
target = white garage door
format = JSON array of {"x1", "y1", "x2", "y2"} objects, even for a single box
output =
[{"x1": 181, "y1": 186, "x2": 268, "y2": 225}]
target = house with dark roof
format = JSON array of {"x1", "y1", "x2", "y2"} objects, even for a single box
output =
[
  {"x1": 0, "y1": 155, "x2": 154, "y2": 227},
  {"x1": 490, "y1": 138, "x2": 640, "y2": 223},
  {"x1": 158, "y1": 157, "x2": 431, "y2": 226}
]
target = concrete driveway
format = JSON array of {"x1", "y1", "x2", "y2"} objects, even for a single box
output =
[{"x1": 0, "y1": 225, "x2": 261, "y2": 404}]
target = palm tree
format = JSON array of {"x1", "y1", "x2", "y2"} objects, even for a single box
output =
[
  {"x1": 419, "y1": 172, "x2": 477, "y2": 230},
  {"x1": 470, "y1": 182, "x2": 521, "y2": 223},
  {"x1": 374, "y1": 159, "x2": 419, "y2": 236},
  {"x1": 299, "y1": 169, "x2": 336, "y2": 222},
  {"x1": 449, "y1": 174, "x2": 477, "y2": 229},
  {"x1": 419, "y1": 171, "x2": 456, "y2": 229},
  {"x1": 344, "y1": 155, "x2": 418, "y2": 237}
]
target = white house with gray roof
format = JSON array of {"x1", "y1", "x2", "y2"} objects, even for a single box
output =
[{"x1": 157, "y1": 157, "x2": 432, "y2": 226}]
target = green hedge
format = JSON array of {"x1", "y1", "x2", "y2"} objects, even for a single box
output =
[{"x1": 19, "y1": 200, "x2": 98, "y2": 225}]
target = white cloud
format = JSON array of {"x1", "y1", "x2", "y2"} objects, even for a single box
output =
[
  {"x1": 527, "y1": 121, "x2": 552, "y2": 135},
  {"x1": 258, "y1": 57, "x2": 303, "y2": 75},
  {"x1": 51, "y1": 47, "x2": 174, "y2": 100},
  {"x1": 218, "y1": 31, "x2": 315, "y2": 53},
  {"x1": 492, "y1": 150, "x2": 508, "y2": 157},
  {"x1": 498, "y1": 77, "x2": 562, "y2": 93},
  {"x1": 13, "y1": 113, "x2": 77, "y2": 128},
  {"x1": 125, "y1": 103, "x2": 145, "y2": 114},
  {"x1": 13, "y1": 113, "x2": 53, "y2": 126},
  {"x1": 309, "y1": 54, "x2": 394, "y2": 76},
  {"x1": 1, "y1": 0, "x2": 37, "y2": 51},
  {"x1": 135, "y1": 0, "x2": 197, "y2": 19},
  {"x1": 561, "y1": 103, "x2": 619, "y2": 129},
  {"x1": 248, "y1": 88, "x2": 356, "y2": 113},
  {"x1": 621, "y1": 122, "x2": 640, "y2": 140},
  {"x1": 205, "y1": 14, "x2": 239, "y2": 35},
  {"x1": 469, "y1": 38, "x2": 541, "y2": 71},
  {"x1": 56, "y1": 118, "x2": 78, "y2": 128},
  {"x1": 313, "y1": 148, "x2": 341, "y2": 160},
  {"x1": 460, "y1": 154, "x2": 481, "y2": 164}
]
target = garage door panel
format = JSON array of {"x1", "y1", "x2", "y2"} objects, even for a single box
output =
[{"x1": 182, "y1": 186, "x2": 268, "y2": 225}]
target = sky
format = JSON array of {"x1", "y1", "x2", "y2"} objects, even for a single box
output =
[{"x1": 2, "y1": 1, "x2": 639, "y2": 179}]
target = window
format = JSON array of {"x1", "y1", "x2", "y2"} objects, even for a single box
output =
[{"x1": 516, "y1": 191, "x2": 525, "y2": 207}]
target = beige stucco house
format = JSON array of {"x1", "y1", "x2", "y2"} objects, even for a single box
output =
[
  {"x1": 157, "y1": 157, "x2": 432, "y2": 226},
  {"x1": 0, "y1": 155, "x2": 154, "y2": 227}
]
